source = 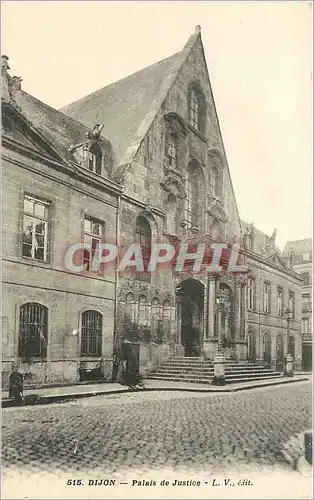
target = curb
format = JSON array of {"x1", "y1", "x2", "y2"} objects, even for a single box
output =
[{"x1": 1, "y1": 376, "x2": 310, "y2": 409}]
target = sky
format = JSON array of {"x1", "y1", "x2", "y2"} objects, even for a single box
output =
[{"x1": 1, "y1": 1, "x2": 312, "y2": 250}]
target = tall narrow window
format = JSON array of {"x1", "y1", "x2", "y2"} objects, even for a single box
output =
[
  {"x1": 135, "y1": 216, "x2": 151, "y2": 282},
  {"x1": 125, "y1": 293, "x2": 136, "y2": 323},
  {"x1": 84, "y1": 217, "x2": 104, "y2": 272},
  {"x1": 138, "y1": 295, "x2": 149, "y2": 326},
  {"x1": 19, "y1": 303, "x2": 48, "y2": 358},
  {"x1": 301, "y1": 272, "x2": 310, "y2": 285},
  {"x1": 263, "y1": 282, "x2": 271, "y2": 314},
  {"x1": 185, "y1": 161, "x2": 203, "y2": 227},
  {"x1": 277, "y1": 287, "x2": 283, "y2": 316},
  {"x1": 288, "y1": 291, "x2": 295, "y2": 318},
  {"x1": 166, "y1": 132, "x2": 178, "y2": 168},
  {"x1": 22, "y1": 195, "x2": 50, "y2": 262},
  {"x1": 85, "y1": 143, "x2": 103, "y2": 175},
  {"x1": 190, "y1": 89, "x2": 199, "y2": 129},
  {"x1": 247, "y1": 278, "x2": 255, "y2": 310},
  {"x1": 288, "y1": 336, "x2": 295, "y2": 358},
  {"x1": 81, "y1": 310, "x2": 102, "y2": 357},
  {"x1": 188, "y1": 84, "x2": 206, "y2": 133}
]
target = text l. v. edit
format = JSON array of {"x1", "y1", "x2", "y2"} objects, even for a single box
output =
[{"x1": 212, "y1": 479, "x2": 253, "y2": 487}]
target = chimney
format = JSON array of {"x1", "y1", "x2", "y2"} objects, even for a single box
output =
[
  {"x1": 1, "y1": 55, "x2": 22, "y2": 103},
  {"x1": 1, "y1": 55, "x2": 11, "y2": 102}
]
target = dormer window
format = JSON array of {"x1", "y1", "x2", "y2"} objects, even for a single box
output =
[
  {"x1": 69, "y1": 124, "x2": 107, "y2": 177},
  {"x1": 166, "y1": 132, "x2": 178, "y2": 168},
  {"x1": 188, "y1": 83, "x2": 206, "y2": 134},
  {"x1": 85, "y1": 142, "x2": 103, "y2": 175}
]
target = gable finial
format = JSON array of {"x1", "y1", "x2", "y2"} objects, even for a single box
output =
[{"x1": 195, "y1": 25, "x2": 201, "y2": 34}]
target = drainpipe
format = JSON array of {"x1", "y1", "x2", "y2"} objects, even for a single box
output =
[{"x1": 112, "y1": 194, "x2": 121, "y2": 380}]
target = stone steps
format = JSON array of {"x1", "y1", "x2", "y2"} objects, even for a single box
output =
[{"x1": 146, "y1": 356, "x2": 283, "y2": 385}]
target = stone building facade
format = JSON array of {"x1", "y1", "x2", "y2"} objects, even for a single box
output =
[
  {"x1": 283, "y1": 239, "x2": 312, "y2": 371},
  {"x1": 1, "y1": 28, "x2": 303, "y2": 387}
]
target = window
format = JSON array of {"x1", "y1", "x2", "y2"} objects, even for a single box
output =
[
  {"x1": 247, "y1": 278, "x2": 255, "y2": 310},
  {"x1": 248, "y1": 233, "x2": 254, "y2": 251},
  {"x1": 188, "y1": 84, "x2": 206, "y2": 134},
  {"x1": 301, "y1": 272, "x2": 310, "y2": 285},
  {"x1": 288, "y1": 291, "x2": 295, "y2": 318},
  {"x1": 303, "y1": 252, "x2": 310, "y2": 261},
  {"x1": 302, "y1": 318, "x2": 312, "y2": 334},
  {"x1": 81, "y1": 310, "x2": 102, "y2": 357},
  {"x1": 22, "y1": 195, "x2": 50, "y2": 262},
  {"x1": 19, "y1": 303, "x2": 48, "y2": 358},
  {"x1": 277, "y1": 287, "x2": 284, "y2": 316},
  {"x1": 135, "y1": 216, "x2": 151, "y2": 282},
  {"x1": 83, "y1": 217, "x2": 103, "y2": 272},
  {"x1": 151, "y1": 297, "x2": 160, "y2": 342},
  {"x1": 138, "y1": 295, "x2": 149, "y2": 326},
  {"x1": 190, "y1": 89, "x2": 200, "y2": 130},
  {"x1": 263, "y1": 282, "x2": 271, "y2": 314},
  {"x1": 125, "y1": 293, "x2": 136, "y2": 323},
  {"x1": 166, "y1": 132, "x2": 178, "y2": 168},
  {"x1": 84, "y1": 143, "x2": 104, "y2": 175},
  {"x1": 185, "y1": 161, "x2": 202, "y2": 227}
]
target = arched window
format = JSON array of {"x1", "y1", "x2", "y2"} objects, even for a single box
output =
[
  {"x1": 188, "y1": 84, "x2": 206, "y2": 134},
  {"x1": 166, "y1": 132, "x2": 178, "y2": 168},
  {"x1": 166, "y1": 194, "x2": 177, "y2": 235},
  {"x1": 19, "y1": 303, "x2": 48, "y2": 358},
  {"x1": 135, "y1": 216, "x2": 152, "y2": 282},
  {"x1": 125, "y1": 293, "x2": 136, "y2": 323},
  {"x1": 81, "y1": 310, "x2": 102, "y2": 357},
  {"x1": 185, "y1": 160, "x2": 203, "y2": 227},
  {"x1": 138, "y1": 295, "x2": 149, "y2": 326}
]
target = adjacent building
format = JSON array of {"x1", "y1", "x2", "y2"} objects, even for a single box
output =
[
  {"x1": 283, "y1": 239, "x2": 312, "y2": 371},
  {"x1": 1, "y1": 27, "x2": 304, "y2": 388}
]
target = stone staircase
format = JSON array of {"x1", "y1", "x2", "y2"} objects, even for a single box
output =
[{"x1": 146, "y1": 356, "x2": 283, "y2": 385}]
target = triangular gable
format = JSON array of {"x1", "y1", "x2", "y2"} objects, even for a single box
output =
[
  {"x1": 2, "y1": 101, "x2": 73, "y2": 166},
  {"x1": 265, "y1": 251, "x2": 288, "y2": 270},
  {"x1": 61, "y1": 29, "x2": 201, "y2": 170}
]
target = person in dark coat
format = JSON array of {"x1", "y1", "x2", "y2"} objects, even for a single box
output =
[{"x1": 9, "y1": 364, "x2": 24, "y2": 404}]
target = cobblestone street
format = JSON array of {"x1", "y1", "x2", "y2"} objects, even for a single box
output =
[{"x1": 2, "y1": 381, "x2": 311, "y2": 482}]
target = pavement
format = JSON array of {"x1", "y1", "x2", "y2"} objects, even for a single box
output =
[
  {"x1": 1, "y1": 380, "x2": 312, "y2": 499},
  {"x1": 1, "y1": 374, "x2": 311, "y2": 407}
]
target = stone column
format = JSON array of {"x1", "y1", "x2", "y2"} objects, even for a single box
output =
[
  {"x1": 207, "y1": 277, "x2": 216, "y2": 338},
  {"x1": 234, "y1": 283, "x2": 241, "y2": 340},
  {"x1": 176, "y1": 300, "x2": 182, "y2": 345}
]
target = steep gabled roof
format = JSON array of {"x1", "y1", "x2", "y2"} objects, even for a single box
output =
[
  {"x1": 13, "y1": 90, "x2": 97, "y2": 159},
  {"x1": 60, "y1": 29, "x2": 201, "y2": 167}
]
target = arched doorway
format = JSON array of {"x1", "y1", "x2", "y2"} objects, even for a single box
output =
[
  {"x1": 247, "y1": 332, "x2": 256, "y2": 362},
  {"x1": 176, "y1": 279, "x2": 204, "y2": 357},
  {"x1": 276, "y1": 334, "x2": 284, "y2": 371},
  {"x1": 262, "y1": 332, "x2": 271, "y2": 365}
]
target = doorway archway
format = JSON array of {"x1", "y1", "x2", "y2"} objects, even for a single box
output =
[{"x1": 176, "y1": 279, "x2": 204, "y2": 356}]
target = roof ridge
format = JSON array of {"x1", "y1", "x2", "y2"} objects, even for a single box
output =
[{"x1": 60, "y1": 51, "x2": 183, "y2": 113}]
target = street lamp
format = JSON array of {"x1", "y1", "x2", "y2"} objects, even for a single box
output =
[
  {"x1": 212, "y1": 288, "x2": 226, "y2": 385},
  {"x1": 283, "y1": 307, "x2": 294, "y2": 377}
]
